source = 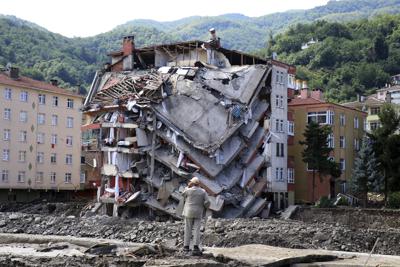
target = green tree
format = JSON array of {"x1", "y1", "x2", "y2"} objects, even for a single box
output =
[
  {"x1": 300, "y1": 121, "x2": 341, "y2": 202},
  {"x1": 370, "y1": 104, "x2": 400, "y2": 203},
  {"x1": 351, "y1": 136, "x2": 382, "y2": 207}
]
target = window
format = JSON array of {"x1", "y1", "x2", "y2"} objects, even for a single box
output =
[
  {"x1": 276, "y1": 143, "x2": 284, "y2": 157},
  {"x1": 67, "y1": 99, "x2": 74, "y2": 109},
  {"x1": 52, "y1": 96, "x2": 58, "y2": 107},
  {"x1": 339, "y1": 136, "x2": 346, "y2": 148},
  {"x1": 37, "y1": 113, "x2": 45, "y2": 124},
  {"x1": 19, "y1": 111, "x2": 28, "y2": 123},
  {"x1": 37, "y1": 152, "x2": 44, "y2": 164},
  {"x1": 50, "y1": 172, "x2": 56, "y2": 184},
  {"x1": 36, "y1": 172, "x2": 44, "y2": 183},
  {"x1": 370, "y1": 122, "x2": 380, "y2": 130},
  {"x1": 275, "y1": 95, "x2": 279, "y2": 107},
  {"x1": 288, "y1": 168, "x2": 295, "y2": 184},
  {"x1": 327, "y1": 110, "x2": 334, "y2": 125},
  {"x1": 288, "y1": 121, "x2": 294, "y2": 136},
  {"x1": 65, "y1": 173, "x2": 72, "y2": 183},
  {"x1": 66, "y1": 154, "x2": 72, "y2": 165},
  {"x1": 50, "y1": 153, "x2": 57, "y2": 164},
  {"x1": 18, "y1": 151, "x2": 26, "y2": 162},
  {"x1": 275, "y1": 167, "x2": 284, "y2": 181},
  {"x1": 4, "y1": 88, "x2": 11, "y2": 100},
  {"x1": 37, "y1": 133, "x2": 45, "y2": 144},
  {"x1": 51, "y1": 115, "x2": 58, "y2": 126},
  {"x1": 3, "y1": 129, "x2": 10, "y2": 141},
  {"x1": 4, "y1": 108, "x2": 11, "y2": 120},
  {"x1": 20, "y1": 91, "x2": 28, "y2": 102},
  {"x1": 307, "y1": 111, "x2": 327, "y2": 124},
  {"x1": 354, "y1": 138, "x2": 360, "y2": 151},
  {"x1": 354, "y1": 117, "x2": 359, "y2": 129},
  {"x1": 275, "y1": 119, "x2": 284, "y2": 132},
  {"x1": 80, "y1": 172, "x2": 86, "y2": 183},
  {"x1": 51, "y1": 134, "x2": 57, "y2": 145},
  {"x1": 279, "y1": 95, "x2": 284, "y2": 108},
  {"x1": 363, "y1": 119, "x2": 367, "y2": 131},
  {"x1": 19, "y1": 131, "x2": 27, "y2": 143},
  {"x1": 2, "y1": 149, "x2": 10, "y2": 161},
  {"x1": 370, "y1": 107, "x2": 380, "y2": 115},
  {"x1": 1, "y1": 170, "x2": 9, "y2": 183},
  {"x1": 38, "y1": 94, "x2": 46, "y2": 105},
  {"x1": 327, "y1": 133, "x2": 334, "y2": 148},
  {"x1": 67, "y1": 117, "x2": 73, "y2": 128},
  {"x1": 339, "y1": 114, "x2": 345, "y2": 126},
  {"x1": 340, "y1": 158, "x2": 345, "y2": 171},
  {"x1": 18, "y1": 171, "x2": 25, "y2": 183},
  {"x1": 66, "y1": 136, "x2": 73, "y2": 146}
]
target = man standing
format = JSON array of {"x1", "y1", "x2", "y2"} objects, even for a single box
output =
[
  {"x1": 202, "y1": 28, "x2": 221, "y2": 65},
  {"x1": 182, "y1": 177, "x2": 210, "y2": 255}
]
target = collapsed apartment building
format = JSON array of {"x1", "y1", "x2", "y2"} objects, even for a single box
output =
[{"x1": 82, "y1": 36, "x2": 294, "y2": 219}]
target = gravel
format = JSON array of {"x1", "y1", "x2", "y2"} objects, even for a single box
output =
[{"x1": 0, "y1": 212, "x2": 399, "y2": 256}]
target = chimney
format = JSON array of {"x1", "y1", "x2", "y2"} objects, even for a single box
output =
[
  {"x1": 311, "y1": 89, "x2": 323, "y2": 100},
  {"x1": 300, "y1": 89, "x2": 309, "y2": 99},
  {"x1": 302, "y1": 80, "x2": 308, "y2": 89},
  {"x1": 122, "y1": 35, "x2": 135, "y2": 56},
  {"x1": 8, "y1": 67, "x2": 19, "y2": 80},
  {"x1": 50, "y1": 79, "x2": 59, "y2": 86}
]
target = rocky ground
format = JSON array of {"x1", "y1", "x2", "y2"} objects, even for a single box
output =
[{"x1": 0, "y1": 206, "x2": 399, "y2": 256}]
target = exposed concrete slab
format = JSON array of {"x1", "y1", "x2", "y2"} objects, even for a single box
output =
[{"x1": 205, "y1": 244, "x2": 400, "y2": 267}]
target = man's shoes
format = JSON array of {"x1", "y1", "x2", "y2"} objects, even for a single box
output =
[
  {"x1": 191, "y1": 246, "x2": 202, "y2": 256},
  {"x1": 183, "y1": 246, "x2": 190, "y2": 252}
]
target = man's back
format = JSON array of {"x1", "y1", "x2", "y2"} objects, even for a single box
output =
[{"x1": 182, "y1": 186, "x2": 209, "y2": 218}]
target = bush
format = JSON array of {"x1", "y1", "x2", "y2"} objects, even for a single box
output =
[
  {"x1": 316, "y1": 196, "x2": 333, "y2": 208},
  {"x1": 388, "y1": 192, "x2": 400, "y2": 209},
  {"x1": 336, "y1": 197, "x2": 349, "y2": 206}
]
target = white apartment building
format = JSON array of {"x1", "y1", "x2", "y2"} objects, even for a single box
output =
[{"x1": 265, "y1": 61, "x2": 290, "y2": 209}]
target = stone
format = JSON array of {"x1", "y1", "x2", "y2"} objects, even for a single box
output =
[
  {"x1": 0, "y1": 220, "x2": 6, "y2": 227},
  {"x1": 9, "y1": 214, "x2": 21, "y2": 220}
]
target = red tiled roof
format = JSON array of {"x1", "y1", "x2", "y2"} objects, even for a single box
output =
[
  {"x1": 289, "y1": 97, "x2": 324, "y2": 106},
  {"x1": 289, "y1": 96, "x2": 367, "y2": 114},
  {"x1": 0, "y1": 72, "x2": 84, "y2": 98}
]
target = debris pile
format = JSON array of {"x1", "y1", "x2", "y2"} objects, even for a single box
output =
[
  {"x1": 1, "y1": 212, "x2": 400, "y2": 256},
  {"x1": 84, "y1": 62, "x2": 273, "y2": 218}
]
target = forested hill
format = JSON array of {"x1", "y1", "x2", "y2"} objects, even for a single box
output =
[
  {"x1": 0, "y1": 0, "x2": 400, "y2": 94},
  {"x1": 260, "y1": 14, "x2": 400, "y2": 103}
]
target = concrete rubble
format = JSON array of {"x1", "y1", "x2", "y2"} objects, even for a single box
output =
[{"x1": 83, "y1": 38, "x2": 274, "y2": 219}]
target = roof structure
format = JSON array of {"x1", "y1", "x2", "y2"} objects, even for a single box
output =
[{"x1": 0, "y1": 72, "x2": 84, "y2": 98}]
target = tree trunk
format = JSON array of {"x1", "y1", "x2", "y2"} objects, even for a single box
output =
[{"x1": 384, "y1": 169, "x2": 388, "y2": 206}]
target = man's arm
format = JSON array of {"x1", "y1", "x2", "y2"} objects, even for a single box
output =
[{"x1": 203, "y1": 192, "x2": 210, "y2": 209}]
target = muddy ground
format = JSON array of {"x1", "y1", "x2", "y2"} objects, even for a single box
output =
[{"x1": 0, "y1": 201, "x2": 399, "y2": 257}]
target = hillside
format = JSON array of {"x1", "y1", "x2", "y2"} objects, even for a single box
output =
[
  {"x1": 0, "y1": 0, "x2": 399, "y2": 93},
  {"x1": 262, "y1": 14, "x2": 400, "y2": 103}
]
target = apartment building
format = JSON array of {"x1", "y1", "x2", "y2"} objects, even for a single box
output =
[
  {"x1": 264, "y1": 60, "x2": 294, "y2": 209},
  {"x1": 288, "y1": 89, "x2": 366, "y2": 203},
  {"x1": 0, "y1": 67, "x2": 84, "y2": 202}
]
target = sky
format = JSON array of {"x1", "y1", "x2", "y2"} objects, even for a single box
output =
[{"x1": 1, "y1": 0, "x2": 330, "y2": 37}]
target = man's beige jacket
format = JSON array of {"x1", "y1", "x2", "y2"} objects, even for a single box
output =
[{"x1": 182, "y1": 186, "x2": 210, "y2": 218}]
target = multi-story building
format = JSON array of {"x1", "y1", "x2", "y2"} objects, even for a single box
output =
[
  {"x1": 288, "y1": 89, "x2": 366, "y2": 203},
  {"x1": 264, "y1": 60, "x2": 295, "y2": 209},
  {"x1": 343, "y1": 75, "x2": 400, "y2": 132},
  {"x1": 82, "y1": 36, "x2": 294, "y2": 218},
  {"x1": 0, "y1": 67, "x2": 84, "y2": 202}
]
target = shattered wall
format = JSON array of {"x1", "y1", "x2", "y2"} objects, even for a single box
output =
[{"x1": 83, "y1": 42, "x2": 278, "y2": 219}]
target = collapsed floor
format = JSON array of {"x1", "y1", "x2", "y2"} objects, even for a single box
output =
[{"x1": 83, "y1": 64, "x2": 274, "y2": 218}]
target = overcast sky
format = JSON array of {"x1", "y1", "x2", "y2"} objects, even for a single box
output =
[{"x1": 2, "y1": 0, "x2": 329, "y2": 37}]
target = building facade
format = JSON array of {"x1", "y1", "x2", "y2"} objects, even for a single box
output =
[
  {"x1": 264, "y1": 61, "x2": 294, "y2": 209},
  {"x1": 0, "y1": 67, "x2": 84, "y2": 202},
  {"x1": 288, "y1": 89, "x2": 366, "y2": 203}
]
